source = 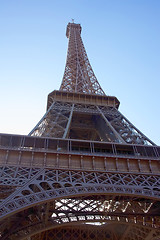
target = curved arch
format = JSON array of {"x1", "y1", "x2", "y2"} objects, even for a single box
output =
[
  {"x1": 0, "y1": 183, "x2": 160, "y2": 221},
  {"x1": 4, "y1": 216, "x2": 160, "y2": 240},
  {"x1": 1, "y1": 189, "x2": 160, "y2": 240}
]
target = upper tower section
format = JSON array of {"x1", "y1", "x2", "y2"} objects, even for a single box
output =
[
  {"x1": 66, "y1": 22, "x2": 82, "y2": 38},
  {"x1": 60, "y1": 22, "x2": 105, "y2": 95}
]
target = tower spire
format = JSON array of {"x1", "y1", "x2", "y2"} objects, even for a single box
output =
[{"x1": 60, "y1": 22, "x2": 105, "y2": 95}]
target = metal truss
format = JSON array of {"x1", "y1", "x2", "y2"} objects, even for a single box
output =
[
  {"x1": 29, "y1": 101, "x2": 74, "y2": 138},
  {"x1": 29, "y1": 100, "x2": 154, "y2": 145},
  {"x1": 1, "y1": 22, "x2": 159, "y2": 240},
  {"x1": 0, "y1": 164, "x2": 160, "y2": 197},
  {"x1": 0, "y1": 161, "x2": 160, "y2": 239},
  {"x1": 60, "y1": 23, "x2": 105, "y2": 95},
  {"x1": 1, "y1": 195, "x2": 160, "y2": 239},
  {"x1": 29, "y1": 21, "x2": 155, "y2": 145},
  {"x1": 98, "y1": 106, "x2": 155, "y2": 145},
  {"x1": 30, "y1": 225, "x2": 160, "y2": 240}
]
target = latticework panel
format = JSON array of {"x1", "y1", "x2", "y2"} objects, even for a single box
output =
[
  {"x1": 29, "y1": 100, "x2": 154, "y2": 145},
  {"x1": 30, "y1": 225, "x2": 121, "y2": 240},
  {"x1": 1, "y1": 195, "x2": 160, "y2": 240},
  {"x1": 0, "y1": 161, "x2": 160, "y2": 239},
  {"x1": 98, "y1": 106, "x2": 155, "y2": 145},
  {"x1": 30, "y1": 225, "x2": 160, "y2": 240},
  {"x1": 29, "y1": 101, "x2": 74, "y2": 138}
]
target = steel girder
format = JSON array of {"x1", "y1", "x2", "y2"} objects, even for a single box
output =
[
  {"x1": 0, "y1": 163, "x2": 160, "y2": 239},
  {"x1": 29, "y1": 101, "x2": 154, "y2": 145},
  {"x1": 29, "y1": 224, "x2": 160, "y2": 240}
]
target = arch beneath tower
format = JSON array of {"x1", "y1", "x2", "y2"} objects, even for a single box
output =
[
  {"x1": 1, "y1": 188, "x2": 160, "y2": 239},
  {"x1": 0, "y1": 184, "x2": 160, "y2": 221},
  {"x1": 0, "y1": 165, "x2": 160, "y2": 239},
  {"x1": 2, "y1": 202, "x2": 160, "y2": 240},
  {"x1": 29, "y1": 224, "x2": 160, "y2": 240}
]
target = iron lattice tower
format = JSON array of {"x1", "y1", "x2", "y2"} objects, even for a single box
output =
[{"x1": 0, "y1": 22, "x2": 160, "y2": 240}]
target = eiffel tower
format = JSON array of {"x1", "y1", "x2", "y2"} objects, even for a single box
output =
[{"x1": 0, "y1": 22, "x2": 160, "y2": 240}]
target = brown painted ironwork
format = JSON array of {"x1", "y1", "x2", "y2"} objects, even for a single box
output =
[{"x1": 0, "y1": 22, "x2": 159, "y2": 240}]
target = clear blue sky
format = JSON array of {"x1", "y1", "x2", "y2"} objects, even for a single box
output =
[{"x1": 0, "y1": 0, "x2": 160, "y2": 144}]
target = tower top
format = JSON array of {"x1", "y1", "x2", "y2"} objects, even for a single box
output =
[
  {"x1": 66, "y1": 22, "x2": 82, "y2": 38},
  {"x1": 61, "y1": 22, "x2": 105, "y2": 95}
]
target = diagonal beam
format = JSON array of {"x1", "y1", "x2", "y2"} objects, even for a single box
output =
[
  {"x1": 97, "y1": 106, "x2": 126, "y2": 143},
  {"x1": 63, "y1": 104, "x2": 74, "y2": 138}
]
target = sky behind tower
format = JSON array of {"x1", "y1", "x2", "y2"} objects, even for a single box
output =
[{"x1": 0, "y1": 0, "x2": 160, "y2": 144}]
